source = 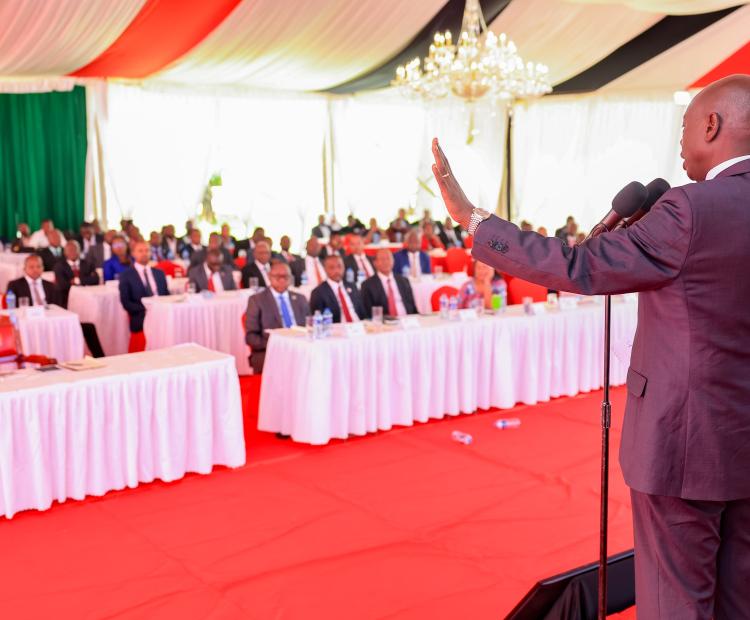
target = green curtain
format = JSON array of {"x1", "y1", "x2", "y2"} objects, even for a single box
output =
[{"x1": 0, "y1": 85, "x2": 87, "y2": 241}]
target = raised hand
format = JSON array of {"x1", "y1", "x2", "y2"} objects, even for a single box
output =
[{"x1": 431, "y1": 138, "x2": 475, "y2": 229}]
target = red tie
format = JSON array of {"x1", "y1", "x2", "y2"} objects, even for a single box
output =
[
  {"x1": 207, "y1": 273, "x2": 215, "y2": 292},
  {"x1": 358, "y1": 256, "x2": 370, "y2": 277},
  {"x1": 386, "y1": 278, "x2": 398, "y2": 316},
  {"x1": 338, "y1": 285, "x2": 353, "y2": 322},
  {"x1": 73, "y1": 263, "x2": 79, "y2": 278}
]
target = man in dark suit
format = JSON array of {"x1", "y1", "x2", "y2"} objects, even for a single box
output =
[
  {"x1": 431, "y1": 74, "x2": 750, "y2": 618},
  {"x1": 87, "y1": 229, "x2": 115, "y2": 268},
  {"x1": 343, "y1": 235, "x2": 375, "y2": 280},
  {"x1": 278, "y1": 235, "x2": 301, "y2": 264},
  {"x1": 244, "y1": 260, "x2": 309, "y2": 374},
  {"x1": 393, "y1": 231, "x2": 431, "y2": 277},
  {"x1": 75, "y1": 222, "x2": 103, "y2": 259},
  {"x1": 36, "y1": 230, "x2": 65, "y2": 271},
  {"x1": 361, "y1": 249, "x2": 417, "y2": 318},
  {"x1": 178, "y1": 228, "x2": 205, "y2": 261},
  {"x1": 309, "y1": 255, "x2": 365, "y2": 323},
  {"x1": 241, "y1": 240, "x2": 272, "y2": 289},
  {"x1": 188, "y1": 232, "x2": 233, "y2": 267},
  {"x1": 319, "y1": 231, "x2": 345, "y2": 260},
  {"x1": 187, "y1": 249, "x2": 236, "y2": 292},
  {"x1": 554, "y1": 215, "x2": 575, "y2": 240},
  {"x1": 6, "y1": 254, "x2": 60, "y2": 306},
  {"x1": 119, "y1": 241, "x2": 169, "y2": 351},
  {"x1": 53, "y1": 240, "x2": 99, "y2": 308},
  {"x1": 311, "y1": 214, "x2": 331, "y2": 239},
  {"x1": 438, "y1": 216, "x2": 464, "y2": 248}
]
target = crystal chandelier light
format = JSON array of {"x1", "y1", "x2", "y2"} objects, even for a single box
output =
[{"x1": 392, "y1": 0, "x2": 552, "y2": 102}]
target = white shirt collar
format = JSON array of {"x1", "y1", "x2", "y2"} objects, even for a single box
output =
[
  {"x1": 272, "y1": 288, "x2": 290, "y2": 301},
  {"x1": 705, "y1": 155, "x2": 750, "y2": 181},
  {"x1": 134, "y1": 262, "x2": 149, "y2": 274},
  {"x1": 377, "y1": 271, "x2": 394, "y2": 284}
]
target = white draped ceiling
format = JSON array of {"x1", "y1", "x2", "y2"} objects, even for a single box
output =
[{"x1": 566, "y1": 0, "x2": 749, "y2": 14}]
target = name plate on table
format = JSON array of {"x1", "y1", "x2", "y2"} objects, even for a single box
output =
[
  {"x1": 25, "y1": 306, "x2": 45, "y2": 318},
  {"x1": 344, "y1": 322, "x2": 367, "y2": 337},
  {"x1": 400, "y1": 316, "x2": 421, "y2": 329},
  {"x1": 458, "y1": 308, "x2": 478, "y2": 321},
  {"x1": 559, "y1": 296, "x2": 579, "y2": 311}
]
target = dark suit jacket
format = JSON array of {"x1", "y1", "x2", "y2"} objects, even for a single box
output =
[
  {"x1": 472, "y1": 158, "x2": 750, "y2": 501},
  {"x1": 36, "y1": 247, "x2": 64, "y2": 271},
  {"x1": 343, "y1": 253, "x2": 375, "y2": 279},
  {"x1": 6, "y1": 277, "x2": 60, "y2": 306},
  {"x1": 187, "y1": 264, "x2": 236, "y2": 292},
  {"x1": 309, "y1": 280, "x2": 366, "y2": 323},
  {"x1": 439, "y1": 225, "x2": 464, "y2": 248},
  {"x1": 188, "y1": 247, "x2": 233, "y2": 268},
  {"x1": 393, "y1": 249, "x2": 431, "y2": 277},
  {"x1": 361, "y1": 273, "x2": 417, "y2": 317},
  {"x1": 86, "y1": 243, "x2": 109, "y2": 268},
  {"x1": 118, "y1": 266, "x2": 169, "y2": 332},
  {"x1": 244, "y1": 288, "x2": 309, "y2": 373},
  {"x1": 53, "y1": 258, "x2": 100, "y2": 308},
  {"x1": 319, "y1": 246, "x2": 345, "y2": 260},
  {"x1": 241, "y1": 261, "x2": 271, "y2": 289}
]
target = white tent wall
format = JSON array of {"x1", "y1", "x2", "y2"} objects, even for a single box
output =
[{"x1": 86, "y1": 82, "x2": 690, "y2": 247}]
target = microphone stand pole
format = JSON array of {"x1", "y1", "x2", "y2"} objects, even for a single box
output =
[{"x1": 598, "y1": 294, "x2": 612, "y2": 620}]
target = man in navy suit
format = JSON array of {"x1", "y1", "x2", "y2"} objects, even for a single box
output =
[
  {"x1": 361, "y1": 249, "x2": 417, "y2": 317},
  {"x1": 431, "y1": 74, "x2": 750, "y2": 619},
  {"x1": 309, "y1": 255, "x2": 365, "y2": 323},
  {"x1": 119, "y1": 241, "x2": 169, "y2": 352},
  {"x1": 393, "y1": 231, "x2": 431, "y2": 277}
]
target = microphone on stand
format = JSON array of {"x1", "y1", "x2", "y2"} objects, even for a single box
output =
[
  {"x1": 613, "y1": 177, "x2": 670, "y2": 231},
  {"x1": 583, "y1": 181, "x2": 648, "y2": 242}
]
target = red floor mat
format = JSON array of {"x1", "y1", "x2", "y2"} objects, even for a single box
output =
[{"x1": 0, "y1": 378, "x2": 634, "y2": 619}]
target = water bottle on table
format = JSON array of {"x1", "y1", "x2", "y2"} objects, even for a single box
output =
[
  {"x1": 300, "y1": 271, "x2": 308, "y2": 286},
  {"x1": 312, "y1": 310, "x2": 323, "y2": 339},
  {"x1": 5, "y1": 290, "x2": 16, "y2": 310},
  {"x1": 345, "y1": 268, "x2": 355, "y2": 284},
  {"x1": 448, "y1": 295, "x2": 459, "y2": 321},
  {"x1": 439, "y1": 294, "x2": 449, "y2": 319},
  {"x1": 322, "y1": 308, "x2": 333, "y2": 338}
]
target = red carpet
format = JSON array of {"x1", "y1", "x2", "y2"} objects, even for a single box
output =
[{"x1": 0, "y1": 377, "x2": 634, "y2": 619}]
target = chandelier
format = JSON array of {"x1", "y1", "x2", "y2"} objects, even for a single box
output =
[{"x1": 392, "y1": 0, "x2": 552, "y2": 102}]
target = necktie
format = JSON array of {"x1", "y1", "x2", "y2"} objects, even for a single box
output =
[
  {"x1": 338, "y1": 285, "x2": 353, "y2": 322},
  {"x1": 313, "y1": 259, "x2": 322, "y2": 284},
  {"x1": 142, "y1": 269, "x2": 154, "y2": 296},
  {"x1": 31, "y1": 280, "x2": 42, "y2": 306},
  {"x1": 386, "y1": 278, "x2": 398, "y2": 316},
  {"x1": 411, "y1": 254, "x2": 419, "y2": 277},
  {"x1": 358, "y1": 256, "x2": 370, "y2": 277},
  {"x1": 207, "y1": 273, "x2": 215, "y2": 292},
  {"x1": 279, "y1": 294, "x2": 294, "y2": 328}
]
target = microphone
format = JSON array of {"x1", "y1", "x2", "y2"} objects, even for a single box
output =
[
  {"x1": 613, "y1": 178, "x2": 670, "y2": 230},
  {"x1": 583, "y1": 181, "x2": 648, "y2": 242}
]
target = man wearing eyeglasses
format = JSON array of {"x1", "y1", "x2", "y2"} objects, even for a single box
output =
[{"x1": 244, "y1": 260, "x2": 309, "y2": 374}]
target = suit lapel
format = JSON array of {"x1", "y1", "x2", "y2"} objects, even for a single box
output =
[{"x1": 266, "y1": 290, "x2": 283, "y2": 328}]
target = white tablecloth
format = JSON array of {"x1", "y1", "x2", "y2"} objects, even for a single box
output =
[
  {"x1": 0, "y1": 344, "x2": 245, "y2": 518},
  {"x1": 143, "y1": 290, "x2": 255, "y2": 375},
  {"x1": 2, "y1": 306, "x2": 85, "y2": 363},
  {"x1": 259, "y1": 297, "x2": 639, "y2": 444},
  {"x1": 68, "y1": 285, "x2": 130, "y2": 356}
]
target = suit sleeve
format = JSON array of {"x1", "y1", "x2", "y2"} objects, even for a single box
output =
[
  {"x1": 245, "y1": 296, "x2": 267, "y2": 350},
  {"x1": 119, "y1": 276, "x2": 144, "y2": 314},
  {"x1": 309, "y1": 288, "x2": 324, "y2": 315},
  {"x1": 471, "y1": 188, "x2": 693, "y2": 295},
  {"x1": 81, "y1": 262, "x2": 100, "y2": 285}
]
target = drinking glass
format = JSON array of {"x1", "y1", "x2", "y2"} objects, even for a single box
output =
[
  {"x1": 305, "y1": 316, "x2": 315, "y2": 340},
  {"x1": 249, "y1": 277, "x2": 259, "y2": 291},
  {"x1": 187, "y1": 282, "x2": 197, "y2": 295},
  {"x1": 372, "y1": 306, "x2": 384, "y2": 325},
  {"x1": 434, "y1": 265, "x2": 443, "y2": 277},
  {"x1": 19, "y1": 297, "x2": 30, "y2": 308}
]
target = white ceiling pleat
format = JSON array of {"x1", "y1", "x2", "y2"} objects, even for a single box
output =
[
  {"x1": 0, "y1": 0, "x2": 146, "y2": 76},
  {"x1": 565, "y1": 0, "x2": 750, "y2": 15}
]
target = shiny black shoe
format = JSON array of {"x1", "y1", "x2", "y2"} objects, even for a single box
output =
[{"x1": 275, "y1": 432, "x2": 291, "y2": 440}]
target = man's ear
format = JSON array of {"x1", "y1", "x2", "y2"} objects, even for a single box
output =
[{"x1": 705, "y1": 111, "x2": 721, "y2": 142}]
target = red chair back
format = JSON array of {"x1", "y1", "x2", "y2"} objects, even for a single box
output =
[
  {"x1": 0, "y1": 293, "x2": 5, "y2": 309},
  {"x1": 0, "y1": 316, "x2": 17, "y2": 358},
  {"x1": 234, "y1": 257, "x2": 247, "y2": 269},
  {"x1": 444, "y1": 248, "x2": 468, "y2": 273},
  {"x1": 155, "y1": 261, "x2": 182, "y2": 277},
  {"x1": 430, "y1": 286, "x2": 460, "y2": 312},
  {"x1": 463, "y1": 236, "x2": 474, "y2": 249},
  {"x1": 507, "y1": 278, "x2": 548, "y2": 305}
]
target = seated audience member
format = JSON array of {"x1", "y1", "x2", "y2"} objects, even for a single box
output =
[
  {"x1": 458, "y1": 260, "x2": 504, "y2": 309},
  {"x1": 241, "y1": 240, "x2": 272, "y2": 289},
  {"x1": 103, "y1": 235, "x2": 132, "y2": 281},
  {"x1": 421, "y1": 222, "x2": 445, "y2": 251},
  {"x1": 235, "y1": 226, "x2": 266, "y2": 259},
  {"x1": 89, "y1": 229, "x2": 116, "y2": 269},
  {"x1": 537, "y1": 226, "x2": 548, "y2": 236},
  {"x1": 148, "y1": 231, "x2": 165, "y2": 261},
  {"x1": 6, "y1": 254, "x2": 59, "y2": 306},
  {"x1": 363, "y1": 218, "x2": 385, "y2": 244},
  {"x1": 119, "y1": 241, "x2": 169, "y2": 352},
  {"x1": 187, "y1": 248, "x2": 236, "y2": 292},
  {"x1": 309, "y1": 255, "x2": 365, "y2": 323},
  {"x1": 576, "y1": 231, "x2": 586, "y2": 245},
  {"x1": 292, "y1": 237, "x2": 324, "y2": 287},
  {"x1": 438, "y1": 216, "x2": 463, "y2": 248},
  {"x1": 120, "y1": 218, "x2": 134, "y2": 239},
  {"x1": 179, "y1": 228, "x2": 204, "y2": 261},
  {"x1": 76, "y1": 222, "x2": 102, "y2": 259},
  {"x1": 562, "y1": 221, "x2": 579, "y2": 247},
  {"x1": 341, "y1": 214, "x2": 365, "y2": 235},
  {"x1": 320, "y1": 231, "x2": 344, "y2": 259},
  {"x1": 393, "y1": 231, "x2": 431, "y2": 277},
  {"x1": 329, "y1": 215, "x2": 342, "y2": 232},
  {"x1": 36, "y1": 230, "x2": 65, "y2": 271},
  {"x1": 53, "y1": 240, "x2": 99, "y2": 307},
  {"x1": 554, "y1": 216, "x2": 575, "y2": 241},
  {"x1": 388, "y1": 208, "x2": 411, "y2": 241},
  {"x1": 344, "y1": 235, "x2": 375, "y2": 279},
  {"x1": 520, "y1": 220, "x2": 534, "y2": 232},
  {"x1": 128, "y1": 225, "x2": 144, "y2": 243},
  {"x1": 278, "y1": 235, "x2": 300, "y2": 264},
  {"x1": 311, "y1": 214, "x2": 331, "y2": 239},
  {"x1": 10, "y1": 223, "x2": 32, "y2": 252},
  {"x1": 189, "y1": 232, "x2": 233, "y2": 267},
  {"x1": 220, "y1": 223, "x2": 237, "y2": 255},
  {"x1": 244, "y1": 261, "x2": 309, "y2": 374},
  {"x1": 160, "y1": 224, "x2": 178, "y2": 260},
  {"x1": 361, "y1": 249, "x2": 417, "y2": 317},
  {"x1": 29, "y1": 218, "x2": 66, "y2": 249}
]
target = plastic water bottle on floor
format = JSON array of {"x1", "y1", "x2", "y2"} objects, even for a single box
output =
[
  {"x1": 451, "y1": 431, "x2": 473, "y2": 445},
  {"x1": 494, "y1": 418, "x2": 521, "y2": 429}
]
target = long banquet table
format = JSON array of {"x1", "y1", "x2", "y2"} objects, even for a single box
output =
[
  {"x1": 0, "y1": 344, "x2": 245, "y2": 519},
  {"x1": 2, "y1": 305, "x2": 85, "y2": 363},
  {"x1": 67, "y1": 284, "x2": 130, "y2": 356},
  {"x1": 259, "y1": 297, "x2": 639, "y2": 444},
  {"x1": 143, "y1": 290, "x2": 255, "y2": 374}
]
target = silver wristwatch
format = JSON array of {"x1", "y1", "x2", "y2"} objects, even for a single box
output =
[{"x1": 467, "y1": 207, "x2": 491, "y2": 236}]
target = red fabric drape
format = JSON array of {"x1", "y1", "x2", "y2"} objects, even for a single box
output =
[{"x1": 690, "y1": 39, "x2": 750, "y2": 88}]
